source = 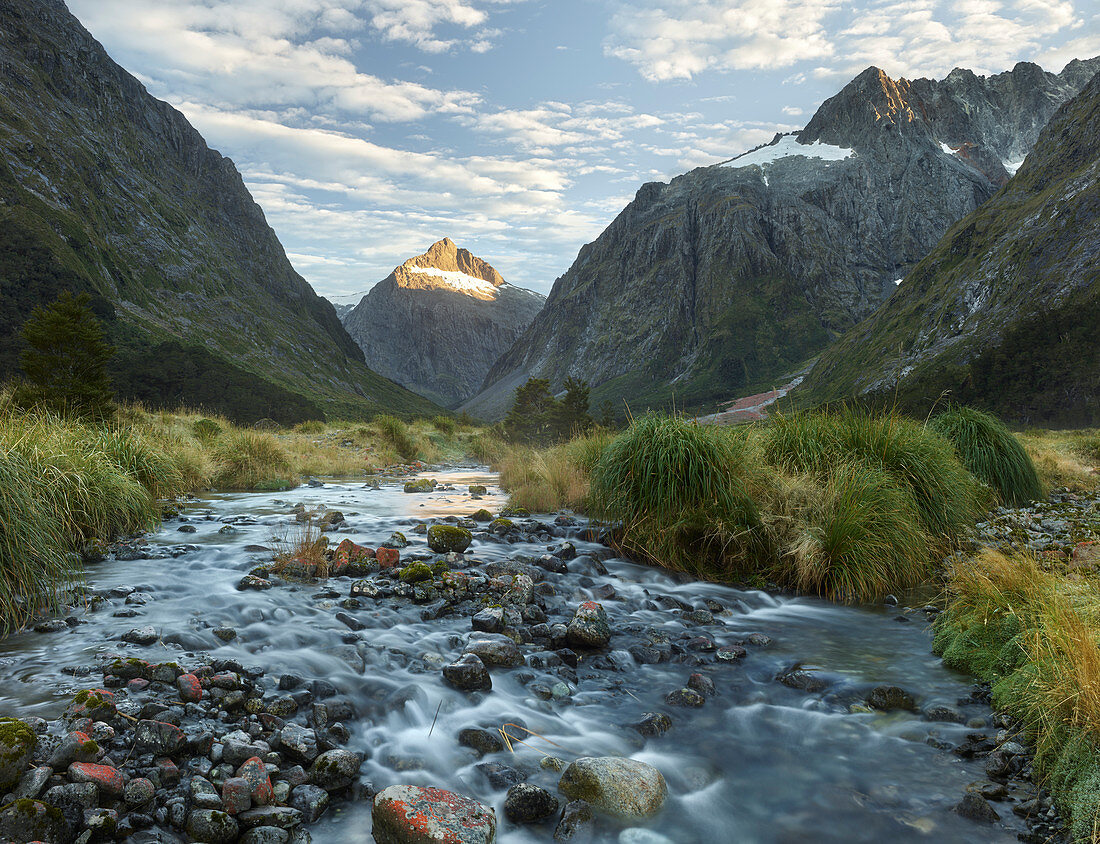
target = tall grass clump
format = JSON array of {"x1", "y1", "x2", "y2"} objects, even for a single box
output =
[
  {"x1": 211, "y1": 429, "x2": 293, "y2": 490},
  {"x1": 590, "y1": 414, "x2": 765, "y2": 577},
  {"x1": 763, "y1": 408, "x2": 983, "y2": 542},
  {"x1": 934, "y1": 551, "x2": 1100, "y2": 841},
  {"x1": 784, "y1": 461, "x2": 929, "y2": 600},
  {"x1": 431, "y1": 415, "x2": 457, "y2": 435},
  {"x1": 96, "y1": 427, "x2": 188, "y2": 500},
  {"x1": 373, "y1": 414, "x2": 418, "y2": 462},
  {"x1": 930, "y1": 405, "x2": 1043, "y2": 505},
  {"x1": 293, "y1": 420, "x2": 325, "y2": 435},
  {"x1": 496, "y1": 430, "x2": 616, "y2": 513}
]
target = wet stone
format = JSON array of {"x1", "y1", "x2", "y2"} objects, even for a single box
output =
[
  {"x1": 289, "y1": 784, "x2": 330, "y2": 823},
  {"x1": 631, "y1": 712, "x2": 673, "y2": 737},
  {"x1": 666, "y1": 688, "x2": 706, "y2": 707},
  {"x1": 558, "y1": 757, "x2": 668, "y2": 819},
  {"x1": 504, "y1": 783, "x2": 559, "y2": 824},
  {"x1": 458, "y1": 728, "x2": 504, "y2": 757},
  {"x1": 135, "y1": 719, "x2": 185, "y2": 755},
  {"x1": 867, "y1": 685, "x2": 917, "y2": 712},
  {"x1": 372, "y1": 785, "x2": 496, "y2": 844},
  {"x1": 241, "y1": 827, "x2": 291, "y2": 844},
  {"x1": 477, "y1": 760, "x2": 526, "y2": 789},
  {"x1": 565, "y1": 601, "x2": 611, "y2": 649},
  {"x1": 222, "y1": 777, "x2": 253, "y2": 815},
  {"x1": 442, "y1": 654, "x2": 492, "y2": 692},
  {"x1": 955, "y1": 792, "x2": 1000, "y2": 823},
  {"x1": 464, "y1": 634, "x2": 524, "y2": 668},
  {"x1": 186, "y1": 809, "x2": 239, "y2": 843},
  {"x1": 238, "y1": 805, "x2": 304, "y2": 830},
  {"x1": 122, "y1": 626, "x2": 158, "y2": 645},
  {"x1": 554, "y1": 799, "x2": 594, "y2": 841},
  {"x1": 309, "y1": 749, "x2": 362, "y2": 791}
]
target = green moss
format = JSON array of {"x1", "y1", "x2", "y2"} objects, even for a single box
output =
[
  {"x1": 398, "y1": 563, "x2": 433, "y2": 584},
  {"x1": 403, "y1": 479, "x2": 436, "y2": 494},
  {"x1": 471, "y1": 508, "x2": 493, "y2": 522},
  {"x1": 430, "y1": 561, "x2": 450, "y2": 576},
  {"x1": 469, "y1": 485, "x2": 488, "y2": 495},
  {"x1": 426, "y1": 524, "x2": 472, "y2": 554},
  {"x1": 489, "y1": 518, "x2": 514, "y2": 534}
]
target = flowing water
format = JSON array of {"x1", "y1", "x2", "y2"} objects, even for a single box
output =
[{"x1": 0, "y1": 469, "x2": 1019, "y2": 843}]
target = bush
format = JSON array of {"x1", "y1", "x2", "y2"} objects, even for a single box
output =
[
  {"x1": 431, "y1": 415, "x2": 457, "y2": 436},
  {"x1": 294, "y1": 420, "x2": 325, "y2": 435},
  {"x1": 212, "y1": 430, "x2": 293, "y2": 490},
  {"x1": 930, "y1": 406, "x2": 1043, "y2": 505},
  {"x1": 192, "y1": 418, "x2": 221, "y2": 442},
  {"x1": 590, "y1": 414, "x2": 765, "y2": 577},
  {"x1": 373, "y1": 414, "x2": 417, "y2": 462},
  {"x1": 763, "y1": 408, "x2": 983, "y2": 542}
]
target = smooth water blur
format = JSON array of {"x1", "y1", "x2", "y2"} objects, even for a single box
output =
[{"x1": 0, "y1": 470, "x2": 1016, "y2": 843}]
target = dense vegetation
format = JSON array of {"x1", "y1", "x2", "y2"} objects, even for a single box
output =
[
  {"x1": 501, "y1": 377, "x2": 595, "y2": 444},
  {"x1": 935, "y1": 551, "x2": 1100, "y2": 842},
  {"x1": 496, "y1": 407, "x2": 1051, "y2": 600}
]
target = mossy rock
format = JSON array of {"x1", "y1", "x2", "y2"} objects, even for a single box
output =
[
  {"x1": 489, "y1": 518, "x2": 514, "y2": 535},
  {"x1": 404, "y1": 479, "x2": 437, "y2": 494},
  {"x1": 0, "y1": 799, "x2": 67, "y2": 844},
  {"x1": 430, "y1": 561, "x2": 450, "y2": 576},
  {"x1": 471, "y1": 509, "x2": 493, "y2": 522},
  {"x1": 502, "y1": 506, "x2": 530, "y2": 518},
  {"x1": 0, "y1": 720, "x2": 36, "y2": 792},
  {"x1": 398, "y1": 563, "x2": 434, "y2": 584},
  {"x1": 427, "y1": 525, "x2": 472, "y2": 554},
  {"x1": 469, "y1": 484, "x2": 488, "y2": 495},
  {"x1": 384, "y1": 531, "x2": 408, "y2": 549}
]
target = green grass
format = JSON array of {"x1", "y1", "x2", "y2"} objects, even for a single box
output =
[
  {"x1": 431, "y1": 415, "x2": 457, "y2": 436},
  {"x1": 762, "y1": 407, "x2": 983, "y2": 541},
  {"x1": 931, "y1": 405, "x2": 1044, "y2": 505},
  {"x1": 373, "y1": 414, "x2": 418, "y2": 462}
]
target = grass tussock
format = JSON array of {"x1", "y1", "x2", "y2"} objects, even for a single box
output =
[
  {"x1": 1019, "y1": 429, "x2": 1099, "y2": 492},
  {"x1": 271, "y1": 518, "x2": 329, "y2": 578},
  {"x1": 930, "y1": 405, "x2": 1043, "y2": 505},
  {"x1": 211, "y1": 429, "x2": 294, "y2": 491},
  {"x1": 935, "y1": 550, "x2": 1100, "y2": 841}
]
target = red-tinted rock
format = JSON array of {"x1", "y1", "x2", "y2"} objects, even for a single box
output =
[
  {"x1": 127, "y1": 678, "x2": 150, "y2": 692},
  {"x1": 155, "y1": 757, "x2": 180, "y2": 787},
  {"x1": 65, "y1": 689, "x2": 116, "y2": 722},
  {"x1": 68, "y1": 762, "x2": 125, "y2": 797},
  {"x1": 376, "y1": 547, "x2": 400, "y2": 569},
  {"x1": 221, "y1": 777, "x2": 252, "y2": 815},
  {"x1": 373, "y1": 785, "x2": 496, "y2": 844},
  {"x1": 332, "y1": 539, "x2": 374, "y2": 574},
  {"x1": 236, "y1": 757, "x2": 274, "y2": 806},
  {"x1": 177, "y1": 673, "x2": 203, "y2": 703}
]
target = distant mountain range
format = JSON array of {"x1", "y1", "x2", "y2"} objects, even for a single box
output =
[
  {"x1": 339, "y1": 239, "x2": 544, "y2": 408},
  {"x1": 0, "y1": 0, "x2": 438, "y2": 423},
  {"x1": 462, "y1": 58, "x2": 1100, "y2": 421},
  {"x1": 799, "y1": 68, "x2": 1100, "y2": 426}
]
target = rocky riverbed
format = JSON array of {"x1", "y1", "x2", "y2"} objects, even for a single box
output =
[{"x1": 0, "y1": 469, "x2": 1079, "y2": 843}]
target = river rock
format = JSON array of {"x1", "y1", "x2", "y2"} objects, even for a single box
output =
[
  {"x1": 866, "y1": 685, "x2": 917, "y2": 712},
  {"x1": 504, "y1": 783, "x2": 559, "y2": 823},
  {"x1": 309, "y1": 749, "x2": 362, "y2": 790},
  {"x1": 554, "y1": 799, "x2": 594, "y2": 841},
  {"x1": 955, "y1": 792, "x2": 1000, "y2": 823},
  {"x1": 122, "y1": 626, "x2": 158, "y2": 645},
  {"x1": 187, "y1": 808, "x2": 239, "y2": 843},
  {"x1": 565, "y1": 601, "x2": 611, "y2": 649},
  {"x1": 135, "y1": 719, "x2": 186, "y2": 755},
  {"x1": 289, "y1": 784, "x2": 330, "y2": 823},
  {"x1": 464, "y1": 634, "x2": 524, "y2": 668},
  {"x1": 0, "y1": 719, "x2": 37, "y2": 792},
  {"x1": 442, "y1": 654, "x2": 492, "y2": 692},
  {"x1": 558, "y1": 757, "x2": 667, "y2": 819},
  {"x1": 68, "y1": 761, "x2": 125, "y2": 797},
  {"x1": 279, "y1": 724, "x2": 319, "y2": 763},
  {"x1": 0, "y1": 799, "x2": 68, "y2": 844},
  {"x1": 242, "y1": 828, "x2": 291, "y2": 844},
  {"x1": 427, "y1": 525, "x2": 473, "y2": 553},
  {"x1": 372, "y1": 785, "x2": 497, "y2": 844}
]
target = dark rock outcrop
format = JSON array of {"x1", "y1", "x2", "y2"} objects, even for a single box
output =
[
  {"x1": 464, "y1": 59, "x2": 1099, "y2": 420},
  {"x1": 800, "y1": 68, "x2": 1100, "y2": 426},
  {"x1": 342, "y1": 239, "x2": 544, "y2": 407}
]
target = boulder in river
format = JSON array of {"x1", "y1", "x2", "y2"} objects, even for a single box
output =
[
  {"x1": 427, "y1": 524, "x2": 473, "y2": 553},
  {"x1": 0, "y1": 799, "x2": 68, "y2": 843},
  {"x1": 372, "y1": 785, "x2": 496, "y2": 844},
  {"x1": 565, "y1": 601, "x2": 611, "y2": 649},
  {"x1": 558, "y1": 756, "x2": 667, "y2": 819},
  {"x1": 0, "y1": 718, "x2": 37, "y2": 791},
  {"x1": 442, "y1": 654, "x2": 492, "y2": 692}
]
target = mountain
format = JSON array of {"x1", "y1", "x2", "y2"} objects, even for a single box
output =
[
  {"x1": 798, "y1": 69, "x2": 1100, "y2": 427},
  {"x1": 341, "y1": 239, "x2": 545, "y2": 408},
  {"x1": 463, "y1": 59, "x2": 1100, "y2": 421},
  {"x1": 0, "y1": 0, "x2": 439, "y2": 423}
]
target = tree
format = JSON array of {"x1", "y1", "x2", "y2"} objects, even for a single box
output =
[
  {"x1": 502, "y1": 377, "x2": 557, "y2": 443},
  {"x1": 15, "y1": 291, "x2": 115, "y2": 417},
  {"x1": 555, "y1": 376, "x2": 593, "y2": 437}
]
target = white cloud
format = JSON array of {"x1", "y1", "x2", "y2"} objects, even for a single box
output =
[{"x1": 604, "y1": 0, "x2": 1095, "y2": 82}]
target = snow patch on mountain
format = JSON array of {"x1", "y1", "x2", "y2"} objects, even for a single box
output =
[
  {"x1": 723, "y1": 135, "x2": 854, "y2": 170},
  {"x1": 407, "y1": 266, "x2": 500, "y2": 298}
]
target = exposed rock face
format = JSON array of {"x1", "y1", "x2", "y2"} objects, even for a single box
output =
[
  {"x1": 0, "y1": 0, "x2": 439, "y2": 422},
  {"x1": 342, "y1": 239, "x2": 544, "y2": 407},
  {"x1": 800, "y1": 70, "x2": 1100, "y2": 426},
  {"x1": 464, "y1": 59, "x2": 1099, "y2": 420}
]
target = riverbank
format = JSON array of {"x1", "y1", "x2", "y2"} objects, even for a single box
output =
[{"x1": 0, "y1": 398, "x2": 492, "y2": 631}]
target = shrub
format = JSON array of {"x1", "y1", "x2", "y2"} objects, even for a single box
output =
[
  {"x1": 590, "y1": 414, "x2": 766, "y2": 577},
  {"x1": 192, "y1": 418, "x2": 222, "y2": 442},
  {"x1": 212, "y1": 430, "x2": 293, "y2": 490},
  {"x1": 294, "y1": 420, "x2": 325, "y2": 435},
  {"x1": 431, "y1": 415, "x2": 457, "y2": 436},
  {"x1": 930, "y1": 405, "x2": 1043, "y2": 505},
  {"x1": 373, "y1": 414, "x2": 417, "y2": 462},
  {"x1": 763, "y1": 408, "x2": 983, "y2": 542}
]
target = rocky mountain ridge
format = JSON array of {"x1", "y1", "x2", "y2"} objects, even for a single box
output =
[
  {"x1": 799, "y1": 69, "x2": 1100, "y2": 426},
  {"x1": 342, "y1": 239, "x2": 544, "y2": 408},
  {"x1": 0, "y1": 0, "x2": 438, "y2": 422},
  {"x1": 463, "y1": 58, "x2": 1099, "y2": 421}
]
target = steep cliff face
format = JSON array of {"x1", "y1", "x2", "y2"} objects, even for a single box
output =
[
  {"x1": 800, "y1": 70, "x2": 1100, "y2": 426},
  {"x1": 463, "y1": 59, "x2": 1099, "y2": 421},
  {"x1": 0, "y1": 0, "x2": 439, "y2": 422},
  {"x1": 342, "y1": 239, "x2": 544, "y2": 407}
]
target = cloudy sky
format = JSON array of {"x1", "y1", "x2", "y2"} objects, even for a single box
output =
[{"x1": 67, "y1": 0, "x2": 1099, "y2": 301}]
